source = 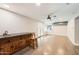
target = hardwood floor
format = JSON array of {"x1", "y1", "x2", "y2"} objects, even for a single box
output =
[{"x1": 14, "y1": 35, "x2": 79, "y2": 55}]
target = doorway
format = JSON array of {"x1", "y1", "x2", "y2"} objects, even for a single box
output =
[{"x1": 75, "y1": 16, "x2": 79, "y2": 44}]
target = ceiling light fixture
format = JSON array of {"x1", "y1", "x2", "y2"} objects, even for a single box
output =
[
  {"x1": 66, "y1": 3, "x2": 70, "y2": 5},
  {"x1": 35, "y1": 3, "x2": 41, "y2": 6},
  {"x1": 3, "y1": 4, "x2": 10, "y2": 8}
]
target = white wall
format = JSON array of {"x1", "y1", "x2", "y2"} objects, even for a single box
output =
[
  {"x1": 0, "y1": 9, "x2": 38, "y2": 35},
  {"x1": 67, "y1": 19, "x2": 75, "y2": 45},
  {"x1": 52, "y1": 25, "x2": 67, "y2": 36},
  {"x1": 67, "y1": 12, "x2": 79, "y2": 46}
]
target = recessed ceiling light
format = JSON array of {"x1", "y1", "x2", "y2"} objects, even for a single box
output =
[
  {"x1": 66, "y1": 3, "x2": 70, "y2": 5},
  {"x1": 3, "y1": 4, "x2": 10, "y2": 8},
  {"x1": 35, "y1": 3, "x2": 41, "y2": 6}
]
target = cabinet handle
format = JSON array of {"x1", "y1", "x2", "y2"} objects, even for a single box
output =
[
  {"x1": 8, "y1": 40, "x2": 10, "y2": 42},
  {"x1": 0, "y1": 48, "x2": 2, "y2": 51},
  {"x1": 11, "y1": 46, "x2": 14, "y2": 48}
]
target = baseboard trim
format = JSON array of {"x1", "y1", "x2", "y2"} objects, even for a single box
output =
[
  {"x1": 73, "y1": 43, "x2": 79, "y2": 46},
  {"x1": 70, "y1": 40, "x2": 79, "y2": 46},
  {"x1": 67, "y1": 37, "x2": 79, "y2": 46}
]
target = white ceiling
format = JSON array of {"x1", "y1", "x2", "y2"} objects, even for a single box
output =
[{"x1": 0, "y1": 3, "x2": 79, "y2": 22}]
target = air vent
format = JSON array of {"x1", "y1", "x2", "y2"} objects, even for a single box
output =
[{"x1": 53, "y1": 21, "x2": 68, "y2": 25}]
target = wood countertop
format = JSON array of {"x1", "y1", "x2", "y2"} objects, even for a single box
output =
[{"x1": 0, "y1": 32, "x2": 32, "y2": 39}]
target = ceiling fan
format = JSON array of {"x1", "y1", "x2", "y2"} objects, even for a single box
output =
[
  {"x1": 47, "y1": 15, "x2": 51, "y2": 20},
  {"x1": 47, "y1": 15, "x2": 57, "y2": 21}
]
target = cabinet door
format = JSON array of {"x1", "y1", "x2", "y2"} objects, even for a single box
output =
[
  {"x1": 30, "y1": 39, "x2": 38, "y2": 49},
  {"x1": 12, "y1": 40, "x2": 19, "y2": 51},
  {"x1": 0, "y1": 43, "x2": 12, "y2": 55},
  {"x1": 18, "y1": 40, "x2": 26, "y2": 48},
  {"x1": 21, "y1": 36, "x2": 29, "y2": 46}
]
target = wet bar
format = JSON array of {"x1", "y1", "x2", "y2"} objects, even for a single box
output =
[{"x1": 0, "y1": 33, "x2": 38, "y2": 55}]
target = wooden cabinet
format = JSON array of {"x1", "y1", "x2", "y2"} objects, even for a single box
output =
[
  {"x1": 0, "y1": 33, "x2": 38, "y2": 55},
  {"x1": 0, "y1": 43, "x2": 11, "y2": 55},
  {"x1": 30, "y1": 39, "x2": 38, "y2": 49}
]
